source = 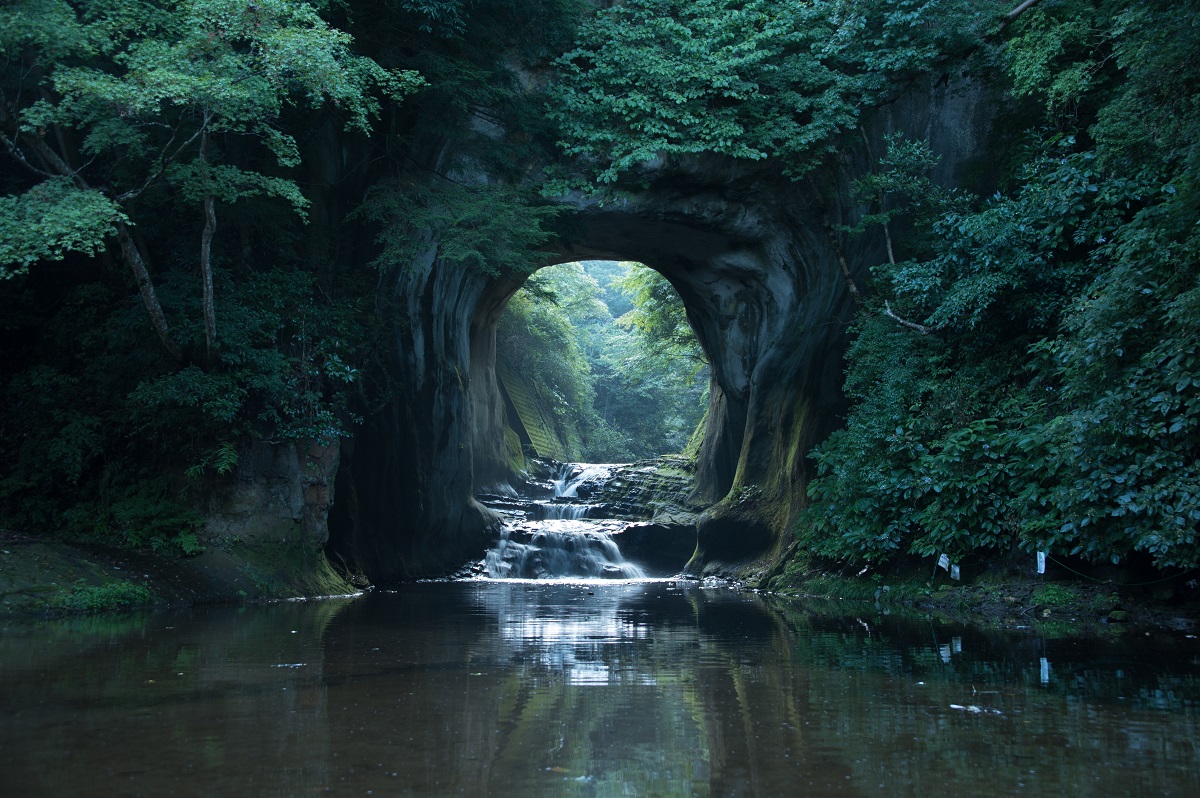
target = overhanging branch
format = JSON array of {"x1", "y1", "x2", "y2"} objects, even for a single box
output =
[
  {"x1": 1004, "y1": 0, "x2": 1045, "y2": 26},
  {"x1": 884, "y1": 301, "x2": 931, "y2": 335}
]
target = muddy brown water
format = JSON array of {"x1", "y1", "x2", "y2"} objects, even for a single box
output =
[{"x1": 2, "y1": 581, "x2": 1198, "y2": 796}]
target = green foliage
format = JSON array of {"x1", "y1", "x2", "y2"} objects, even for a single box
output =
[
  {"x1": 800, "y1": 0, "x2": 1200, "y2": 571},
  {"x1": 0, "y1": 179, "x2": 127, "y2": 276},
  {"x1": 132, "y1": 268, "x2": 366, "y2": 445},
  {"x1": 1, "y1": 0, "x2": 420, "y2": 272},
  {"x1": 55, "y1": 579, "x2": 154, "y2": 613},
  {"x1": 497, "y1": 264, "x2": 603, "y2": 456},
  {"x1": 106, "y1": 490, "x2": 206, "y2": 556},
  {"x1": 615, "y1": 264, "x2": 706, "y2": 388},
  {"x1": 1032, "y1": 583, "x2": 1080, "y2": 607},
  {"x1": 391, "y1": 1, "x2": 470, "y2": 36},
  {"x1": 547, "y1": 0, "x2": 1007, "y2": 187},
  {"x1": 800, "y1": 315, "x2": 1020, "y2": 563},
  {"x1": 497, "y1": 261, "x2": 708, "y2": 461},
  {"x1": 846, "y1": 134, "x2": 951, "y2": 242},
  {"x1": 185, "y1": 441, "x2": 239, "y2": 478},
  {"x1": 358, "y1": 177, "x2": 559, "y2": 277},
  {"x1": 1004, "y1": 1, "x2": 1107, "y2": 118},
  {"x1": 17, "y1": 0, "x2": 420, "y2": 139},
  {"x1": 0, "y1": 258, "x2": 372, "y2": 550}
]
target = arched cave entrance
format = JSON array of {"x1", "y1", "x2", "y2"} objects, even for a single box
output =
[{"x1": 328, "y1": 179, "x2": 868, "y2": 583}]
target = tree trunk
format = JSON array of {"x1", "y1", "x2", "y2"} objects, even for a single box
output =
[
  {"x1": 200, "y1": 194, "x2": 218, "y2": 366},
  {"x1": 198, "y1": 132, "x2": 218, "y2": 367},
  {"x1": 15, "y1": 128, "x2": 182, "y2": 360},
  {"x1": 820, "y1": 212, "x2": 862, "y2": 304},
  {"x1": 116, "y1": 222, "x2": 182, "y2": 360}
]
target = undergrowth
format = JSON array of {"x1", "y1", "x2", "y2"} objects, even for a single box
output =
[{"x1": 55, "y1": 579, "x2": 154, "y2": 613}]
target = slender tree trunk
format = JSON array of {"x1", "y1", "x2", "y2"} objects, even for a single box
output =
[
  {"x1": 116, "y1": 222, "x2": 182, "y2": 360},
  {"x1": 820, "y1": 212, "x2": 862, "y2": 304},
  {"x1": 199, "y1": 132, "x2": 218, "y2": 367},
  {"x1": 200, "y1": 195, "x2": 218, "y2": 365},
  {"x1": 1004, "y1": 0, "x2": 1044, "y2": 26}
]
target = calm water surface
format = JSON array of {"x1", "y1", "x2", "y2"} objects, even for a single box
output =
[{"x1": 2, "y1": 581, "x2": 1198, "y2": 796}]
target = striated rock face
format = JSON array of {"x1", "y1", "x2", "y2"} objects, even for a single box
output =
[
  {"x1": 332, "y1": 80, "x2": 997, "y2": 581},
  {"x1": 206, "y1": 439, "x2": 339, "y2": 550},
  {"x1": 329, "y1": 252, "x2": 511, "y2": 580},
  {"x1": 586, "y1": 457, "x2": 704, "y2": 524}
]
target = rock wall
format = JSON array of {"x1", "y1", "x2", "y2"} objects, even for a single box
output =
[
  {"x1": 331, "y1": 250, "x2": 512, "y2": 580},
  {"x1": 206, "y1": 439, "x2": 340, "y2": 550}
]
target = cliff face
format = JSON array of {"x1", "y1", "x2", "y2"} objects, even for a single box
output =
[
  {"x1": 332, "y1": 81, "x2": 996, "y2": 582},
  {"x1": 330, "y1": 252, "x2": 512, "y2": 579}
]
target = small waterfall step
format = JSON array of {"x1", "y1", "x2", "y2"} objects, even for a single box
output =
[
  {"x1": 532, "y1": 501, "x2": 593, "y2": 520},
  {"x1": 552, "y1": 463, "x2": 618, "y2": 500},
  {"x1": 485, "y1": 520, "x2": 646, "y2": 580}
]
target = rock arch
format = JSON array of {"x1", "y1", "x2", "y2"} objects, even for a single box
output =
[{"x1": 330, "y1": 81, "x2": 995, "y2": 582}]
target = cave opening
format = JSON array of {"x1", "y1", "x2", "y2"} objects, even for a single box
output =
[
  {"x1": 327, "y1": 193, "x2": 849, "y2": 581},
  {"x1": 494, "y1": 260, "x2": 709, "y2": 465}
]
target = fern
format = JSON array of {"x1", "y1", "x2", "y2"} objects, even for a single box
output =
[{"x1": 186, "y1": 442, "x2": 240, "y2": 479}]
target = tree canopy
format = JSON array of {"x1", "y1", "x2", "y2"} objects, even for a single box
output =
[{"x1": 547, "y1": 0, "x2": 1012, "y2": 186}]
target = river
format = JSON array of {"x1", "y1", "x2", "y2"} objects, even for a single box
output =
[{"x1": 2, "y1": 581, "x2": 1199, "y2": 797}]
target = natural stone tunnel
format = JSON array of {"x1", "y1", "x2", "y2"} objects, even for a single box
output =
[{"x1": 328, "y1": 80, "x2": 997, "y2": 583}]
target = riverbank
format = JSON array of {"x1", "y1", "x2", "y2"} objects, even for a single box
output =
[
  {"x1": 0, "y1": 531, "x2": 354, "y2": 618},
  {"x1": 7, "y1": 528, "x2": 1200, "y2": 636},
  {"x1": 763, "y1": 553, "x2": 1200, "y2": 634}
]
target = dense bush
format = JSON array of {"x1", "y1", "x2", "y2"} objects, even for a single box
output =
[{"x1": 800, "y1": 0, "x2": 1200, "y2": 569}]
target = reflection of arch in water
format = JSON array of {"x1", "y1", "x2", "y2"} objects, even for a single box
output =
[{"x1": 459, "y1": 581, "x2": 817, "y2": 795}]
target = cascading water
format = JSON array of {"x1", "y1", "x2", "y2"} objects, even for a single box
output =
[
  {"x1": 534, "y1": 502, "x2": 592, "y2": 521},
  {"x1": 481, "y1": 462, "x2": 645, "y2": 580},
  {"x1": 484, "y1": 520, "x2": 645, "y2": 579},
  {"x1": 550, "y1": 463, "x2": 613, "y2": 499}
]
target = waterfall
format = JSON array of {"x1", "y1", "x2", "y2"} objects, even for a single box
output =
[
  {"x1": 481, "y1": 462, "x2": 644, "y2": 580},
  {"x1": 552, "y1": 463, "x2": 615, "y2": 499},
  {"x1": 484, "y1": 521, "x2": 646, "y2": 580},
  {"x1": 534, "y1": 502, "x2": 592, "y2": 520}
]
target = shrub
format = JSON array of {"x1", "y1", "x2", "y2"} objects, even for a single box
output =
[{"x1": 56, "y1": 580, "x2": 154, "y2": 613}]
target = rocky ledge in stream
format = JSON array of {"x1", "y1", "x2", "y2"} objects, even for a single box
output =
[{"x1": 473, "y1": 456, "x2": 705, "y2": 578}]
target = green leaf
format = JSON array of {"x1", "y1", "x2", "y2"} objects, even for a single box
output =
[{"x1": 0, "y1": 179, "x2": 128, "y2": 277}]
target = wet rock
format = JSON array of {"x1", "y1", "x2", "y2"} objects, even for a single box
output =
[
  {"x1": 206, "y1": 439, "x2": 340, "y2": 550},
  {"x1": 476, "y1": 495, "x2": 539, "y2": 517},
  {"x1": 613, "y1": 522, "x2": 697, "y2": 578},
  {"x1": 587, "y1": 457, "x2": 703, "y2": 522}
]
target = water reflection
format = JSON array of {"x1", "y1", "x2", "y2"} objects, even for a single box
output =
[{"x1": 1, "y1": 584, "x2": 1198, "y2": 796}]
